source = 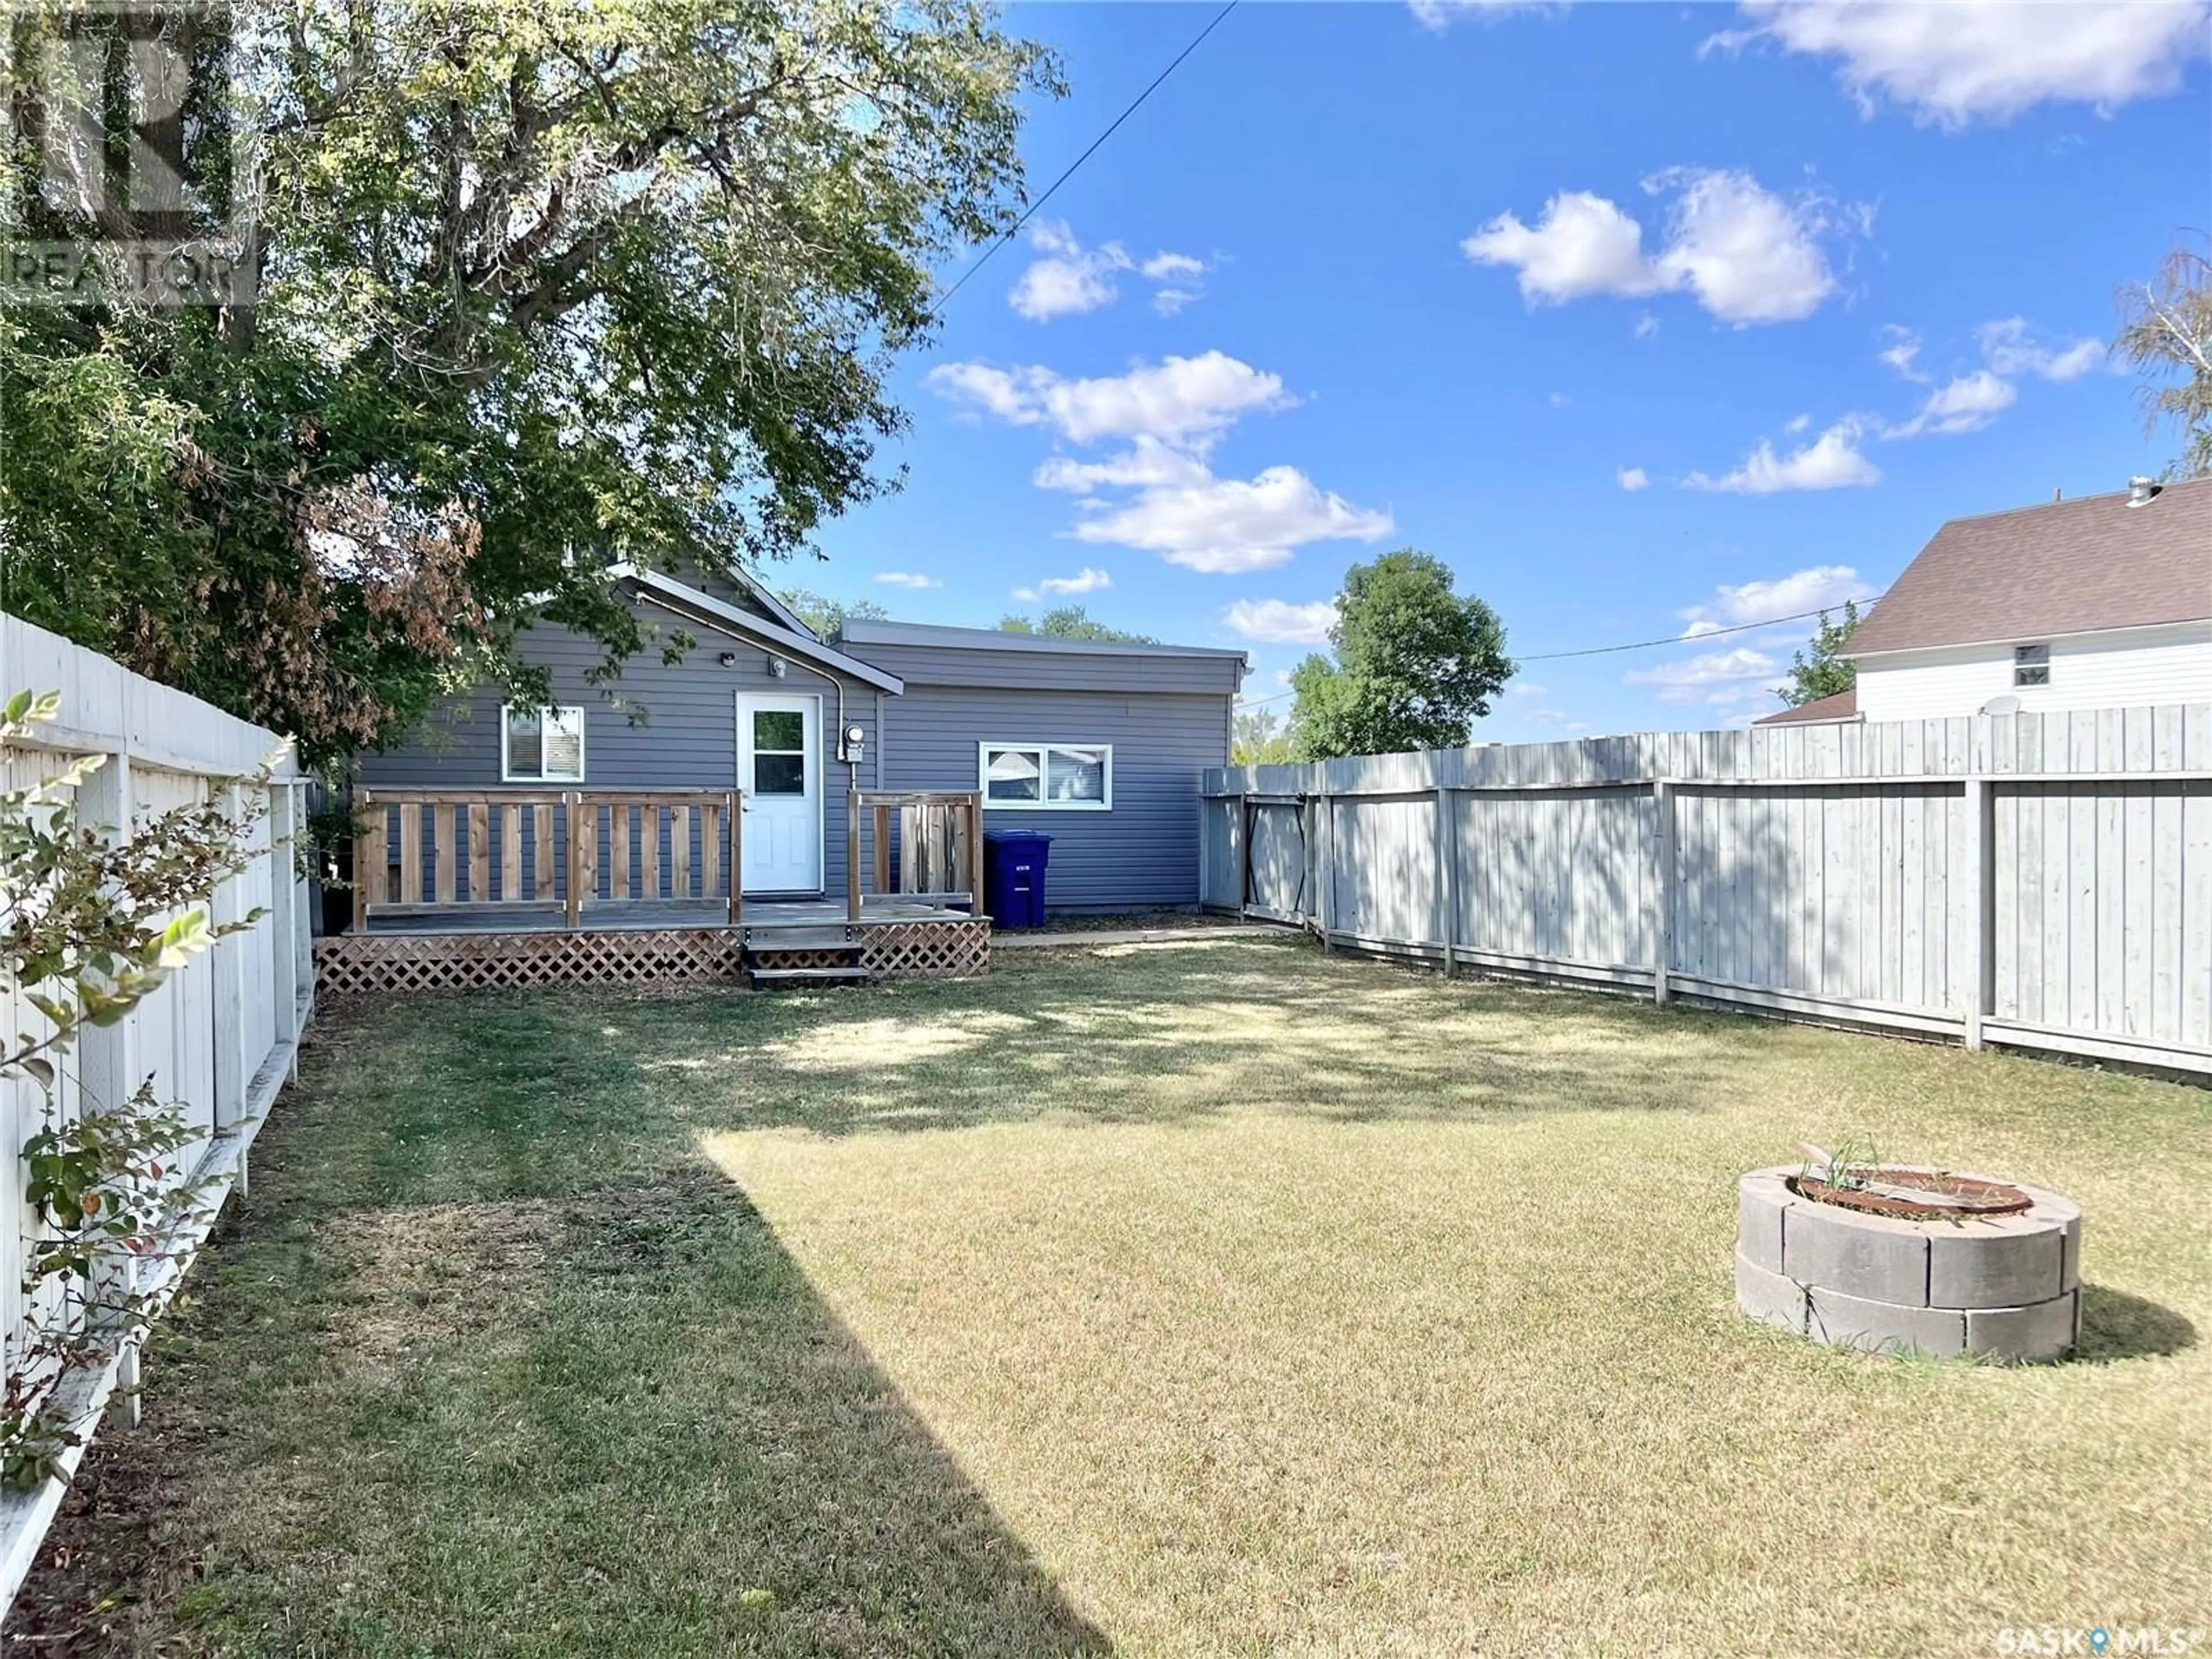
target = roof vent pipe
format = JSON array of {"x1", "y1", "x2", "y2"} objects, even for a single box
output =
[{"x1": 2127, "y1": 475, "x2": 2161, "y2": 507}]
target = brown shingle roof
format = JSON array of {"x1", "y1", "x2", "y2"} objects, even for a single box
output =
[
  {"x1": 1846, "y1": 478, "x2": 2212, "y2": 657},
  {"x1": 1753, "y1": 687, "x2": 1858, "y2": 726}
]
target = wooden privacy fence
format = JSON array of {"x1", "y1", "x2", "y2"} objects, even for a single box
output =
[
  {"x1": 0, "y1": 613, "x2": 313, "y2": 1612},
  {"x1": 1202, "y1": 705, "x2": 2212, "y2": 1077},
  {"x1": 354, "y1": 789, "x2": 743, "y2": 929}
]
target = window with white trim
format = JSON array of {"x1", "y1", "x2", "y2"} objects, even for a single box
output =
[
  {"x1": 2013, "y1": 643, "x2": 2051, "y2": 688},
  {"x1": 502, "y1": 704, "x2": 586, "y2": 782},
  {"x1": 979, "y1": 743, "x2": 1112, "y2": 810}
]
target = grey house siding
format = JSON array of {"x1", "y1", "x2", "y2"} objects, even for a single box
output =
[
  {"x1": 361, "y1": 603, "x2": 1237, "y2": 913},
  {"x1": 358, "y1": 601, "x2": 878, "y2": 899},
  {"x1": 842, "y1": 626, "x2": 1240, "y2": 914},
  {"x1": 878, "y1": 686, "x2": 1227, "y2": 911}
]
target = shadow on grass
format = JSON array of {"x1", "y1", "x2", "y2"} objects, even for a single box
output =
[
  {"x1": 608, "y1": 937, "x2": 1779, "y2": 1140},
  {"x1": 2074, "y1": 1284, "x2": 2199, "y2": 1364},
  {"x1": 6, "y1": 1012, "x2": 1110, "y2": 1658}
]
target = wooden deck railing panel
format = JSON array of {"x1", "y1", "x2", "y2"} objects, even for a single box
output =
[
  {"x1": 354, "y1": 789, "x2": 741, "y2": 929},
  {"x1": 849, "y1": 790, "x2": 987, "y2": 922},
  {"x1": 354, "y1": 787, "x2": 984, "y2": 932}
]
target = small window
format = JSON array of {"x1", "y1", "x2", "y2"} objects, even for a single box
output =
[
  {"x1": 980, "y1": 743, "x2": 1112, "y2": 811},
  {"x1": 2014, "y1": 643, "x2": 2051, "y2": 688},
  {"x1": 751, "y1": 708, "x2": 808, "y2": 796},
  {"x1": 502, "y1": 704, "x2": 585, "y2": 782}
]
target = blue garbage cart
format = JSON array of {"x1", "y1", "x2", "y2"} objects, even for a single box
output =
[{"x1": 982, "y1": 831, "x2": 1052, "y2": 928}]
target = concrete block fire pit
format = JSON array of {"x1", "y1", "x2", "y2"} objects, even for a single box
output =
[{"x1": 1736, "y1": 1163, "x2": 2081, "y2": 1362}]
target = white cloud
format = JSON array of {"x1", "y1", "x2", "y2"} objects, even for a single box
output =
[
  {"x1": 1617, "y1": 465, "x2": 1650, "y2": 491},
  {"x1": 1677, "y1": 565, "x2": 1876, "y2": 635},
  {"x1": 1007, "y1": 221, "x2": 1132, "y2": 322},
  {"x1": 1142, "y1": 251, "x2": 1206, "y2": 283},
  {"x1": 1865, "y1": 317, "x2": 2101, "y2": 442},
  {"x1": 1683, "y1": 421, "x2": 1881, "y2": 494},
  {"x1": 1783, "y1": 412, "x2": 1812, "y2": 434},
  {"x1": 1709, "y1": 1, "x2": 2212, "y2": 127},
  {"x1": 1625, "y1": 646, "x2": 1786, "y2": 706},
  {"x1": 1634, "y1": 312, "x2": 1661, "y2": 341},
  {"x1": 1550, "y1": 391, "x2": 1573, "y2": 408},
  {"x1": 1646, "y1": 166, "x2": 1840, "y2": 324},
  {"x1": 1977, "y1": 316, "x2": 2105, "y2": 381},
  {"x1": 927, "y1": 351, "x2": 1292, "y2": 446},
  {"x1": 1887, "y1": 369, "x2": 2017, "y2": 437},
  {"x1": 1222, "y1": 598, "x2": 1339, "y2": 645},
  {"x1": 1072, "y1": 464, "x2": 1393, "y2": 575},
  {"x1": 1139, "y1": 249, "x2": 1213, "y2": 315},
  {"x1": 1503, "y1": 680, "x2": 1586, "y2": 731},
  {"x1": 1033, "y1": 436, "x2": 1212, "y2": 494},
  {"x1": 1877, "y1": 325, "x2": 1930, "y2": 382},
  {"x1": 1411, "y1": 0, "x2": 1550, "y2": 29},
  {"x1": 1463, "y1": 168, "x2": 1851, "y2": 325},
  {"x1": 1003, "y1": 224, "x2": 1215, "y2": 320},
  {"x1": 1463, "y1": 190, "x2": 1666, "y2": 305},
  {"x1": 937, "y1": 348, "x2": 1381, "y2": 578},
  {"x1": 1040, "y1": 566, "x2": 1111, "y2": 596},
  {"x1": 925, "y1": 361, "x2": 1037, "y2": 424},
  {"x1": 873, "y1": 571, "x2": 941, "y2": 589}
]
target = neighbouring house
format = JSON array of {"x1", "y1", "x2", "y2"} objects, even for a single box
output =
[
  {"x1": 1753, "y1": 686, "x2": 1859, "y2": 728},
  {"x1": 355, "y1": 566, "x2": 1248, "y2": 914},
  {"x1": 1759, "y1": 476, "x2": 2211, "y2": 728}
]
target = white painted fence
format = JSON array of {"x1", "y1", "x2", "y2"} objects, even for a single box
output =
[
  {"x1": 1202, "y1": 707, "x2": 2212, "y2": 1077},
  {"x1": 0, "y1": 613, "x2": 312, "y2": 1611}
]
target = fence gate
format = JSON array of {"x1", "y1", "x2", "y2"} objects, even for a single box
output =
[{"x1": 1243, "y1": 796, "x2": 1309, "y2": 922}]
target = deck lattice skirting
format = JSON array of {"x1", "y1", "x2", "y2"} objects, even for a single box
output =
[
  {"x1": 861, "y1": 919, "x2": 992, "y2": 980},
  {"x1": 317, "y1": 918, "x2": 990, "y2": 994}
]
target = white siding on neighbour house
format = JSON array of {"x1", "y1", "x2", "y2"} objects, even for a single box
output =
[{"x1": 1856, "y1": 623, "x2": 2212, "y2": 722}]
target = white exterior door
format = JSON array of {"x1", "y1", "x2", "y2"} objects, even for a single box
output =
[{"x1": 737, "y1": 692, "x2": 822, "y2": 892}]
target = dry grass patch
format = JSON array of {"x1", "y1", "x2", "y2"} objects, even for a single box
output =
[{"x1": 10, "y1": 937, "x2": 2208, "y2": 1658}]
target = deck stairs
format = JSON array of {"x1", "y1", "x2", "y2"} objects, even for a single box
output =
[{"x1": 740, "y1": 921, "x2": 870, "y2": 988}]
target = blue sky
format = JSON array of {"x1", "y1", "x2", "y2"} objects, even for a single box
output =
[{"x1": 807, "y1": 1, "x2": 2212, "y2": 738}]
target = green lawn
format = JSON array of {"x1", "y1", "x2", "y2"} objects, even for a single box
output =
[{"x1": 13, "y1": 936, "x2": 2209, "y2": 1657}]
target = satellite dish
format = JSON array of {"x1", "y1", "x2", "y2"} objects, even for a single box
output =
[{"x1": 1982, "y1": 694, "x2": 2021, "y2": 717}]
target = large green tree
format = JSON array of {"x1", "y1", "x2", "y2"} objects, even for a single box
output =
[
  {"x1": 0, "y1": 0, "x2": 1055, "y2": 762},
  {"x1": 997, "y1": 604, "x2": 1155, "y2": 643},
  {"x1": 778, "y1": 588, "x2": 888, "y2": 642},
  {"x1": 1231, "y1": 706, "x2": 1297, "y2": 766},
  {"x1": 1287, "y1": 551, "x2": 1512, "y2": 760},
  {"x1": 2115, "y1": 240, "x2": 2212, "y2": 480},
  {"x1": 1778, "y1": 601, "x2": 1861, "y2": 708}
]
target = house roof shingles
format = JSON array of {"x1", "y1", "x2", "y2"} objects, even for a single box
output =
[
  {"x1": 1846, "y1": 478, "x2": 2212, "y2": 658},
  {"x1": 1753, "y1": 687, "x2": 1858, "y2": 726}
]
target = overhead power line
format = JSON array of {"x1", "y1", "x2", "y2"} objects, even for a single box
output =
[
  {"x1": 1232, "y1": 597, "x2": 1883, "y2": 708},
  {"x1": 1516, "y1": 597, "x2": 1884, "y2": 662},
  {"x1": 934, "y1": 0, "x2": 1240, "y2": 317}
]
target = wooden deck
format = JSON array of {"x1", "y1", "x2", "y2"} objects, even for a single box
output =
[
  {"x1": 325, "y1": 787, "x2": 994, "y2": 993},
  {"x1": 356, "y1": 896, "x2": 977, "y2": 937}
]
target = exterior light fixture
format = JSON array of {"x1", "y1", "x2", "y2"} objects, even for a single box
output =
[
  {"x1": 717, "y1": 650, "x2": 738, "y2": 668},
  {"x1": 767, "y1": 656, "x2": 788, "y2": 678}
]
